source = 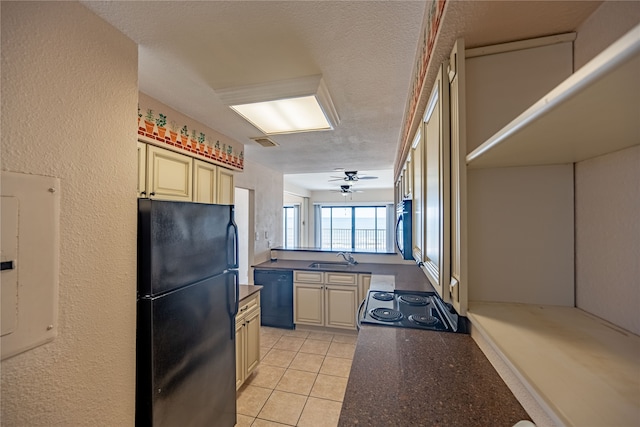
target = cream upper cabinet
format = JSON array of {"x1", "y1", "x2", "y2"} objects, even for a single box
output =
[
  {"x1": 411, "y1": 128, "x2": 424, "y2": 262},
  {"x1": 447, "y1": 39, "x2": 467, "y2": 315},
  {"x1": 217, "y1": 167, "x2": 234, "y2": 205},
  {"x1": 137, "y1": 141, "x2": 147, "y2": 198},
  {"x1": 422, "y1": 63, "x2": 451, "y2": 299},
  {"x1": 138, "y1": 142, "x2": 235, "y2": 204},
  {"x1": 146, "y1": 144, "x2": 193, "y2": 201},
  {"x1": 193, "y1": 159, "x2": 217, "y2": 204}
]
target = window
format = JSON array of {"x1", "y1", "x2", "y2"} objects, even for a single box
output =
[
  {"x1": 283, "y1": 205, "x2": 300, "y2": 247},
  {"x1": 317, "y1": 205, "x2": 392, "y2": 252}
]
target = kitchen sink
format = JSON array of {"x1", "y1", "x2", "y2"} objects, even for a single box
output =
[{"x1": 308, "y1": 262, "x2": 354, "y2": 269}]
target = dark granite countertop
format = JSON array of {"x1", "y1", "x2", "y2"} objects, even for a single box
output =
[
  {"x1": 338, "y1": 326, "x2": 530, "y2": 426},
  {"x1": 252, "y1": 260, "x2": 530, "y2": 425},
  {"x1": 252, "y1": 260, "x2": 434, "y2": 293},
  {"x1": 239, "y1": 284, "x2": 262, "y2": 302}
]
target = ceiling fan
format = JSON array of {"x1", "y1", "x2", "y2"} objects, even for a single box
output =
[
  {"x1": 329, "y1": 170, "x2": 378, "y2": 182},
  {"x1": 331, "y1": 184, "x2": 363, "y2": 196}
]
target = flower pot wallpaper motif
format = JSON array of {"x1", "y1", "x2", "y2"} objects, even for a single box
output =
[
  {"x1": 197, "y1": 132, "x2": 206, "y2": 153},
  {"x1": 180, "y1": 125, "x2": 189, "y2": 146},
  {"x1": 169, "y1": 121, "x2": 178, "y2": 143},
  {"x1": 155, "y1": 113, "x2": 167, "y2": 139},
  {"x1": 137, "y1": 96, "x2": 243, "y2": 171},
  {"x1": 144, "y1": 109, "x2": 155, "y2": 134}
]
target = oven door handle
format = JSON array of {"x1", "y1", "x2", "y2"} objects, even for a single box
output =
[{"x1": 356, "y1": 298, "x2": 366, "y2": 331}]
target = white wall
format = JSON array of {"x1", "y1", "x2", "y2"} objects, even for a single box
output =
[
  {"x1": 573, "y1": 0, "x2": 640, "y2": 70},
  {"x1": 1, "y1": 2, "x2": 138, "y2": 425},
  {"x1": 572, "y1": 0, "x2": 640, "y2": 335},
  {"x1": 234, "y1": 159, "x2": 283, "y2": 264},
  {"x1": 575, "y1": 146, "x2": 640, "y2": 335}
]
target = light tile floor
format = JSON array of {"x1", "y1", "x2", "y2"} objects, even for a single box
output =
[{"x1": 236, "y1": 326, "x2": 357, "y2": 427}]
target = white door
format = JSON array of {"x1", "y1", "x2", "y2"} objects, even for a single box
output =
[{"x1": 234, "y1": 188, "x2": 250, "y2": 285}]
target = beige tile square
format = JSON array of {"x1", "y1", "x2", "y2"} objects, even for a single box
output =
[
  {"x1": 283, "y1": 329, "x2": 310, "y2": 339},
  {"x1": 257, "y1": 390, "x2": 307, "y2": 425},
  {"x1": 331, "y1": 333, "x2": 357, "y2": 344},
  {"x1": 310, "y1": 374, "x2": 348, "y2": 402},
  {"x1": 275, "y1": 369, "x2": 318, "y2": 395},
  {"x1": 289, "y1": 352, "x2": 325, "y2": 373},
  {"x1": 251, "y1": 419, "x2": 290, "y2": 427},
  {"x1": 245, "y1": 364, "x2": 286, "y2": 389},
  {"x1": 306, "y1": 331, "x2": 334, "y2": 342},
  {"x1": 299, "y1": 339, "x2": 331, "y2": 355},
  {"x1": 261, "y1": 326, "x2": 286, "y2": 337},
  {"x1": 235, "y1": 414, "x2": 255, "y2": 427},
  {"x1": 236, "y1": 385, "x2": 272, "y2": 417},
  {"x1": 326, "y1": 342, "x2": 355, "y2": 359},
  {"x1": 261, "y1": 349, "x2": 297, "y2": 368},
  {"x1": 260, "y1": 333, "x2": 281, "y2": 349},
  {"x1": 319, "y1": 356, "x2": 352, "y2": 378},
  {"x1": 298, "y1": 397, "x2": 343, "y2": 427},
  {"x1": 272, "y1": 336, "x2": 305, "y2": 352},
  {"x1": 260, "y1": 346, "x2": 271, "y2": 360}
]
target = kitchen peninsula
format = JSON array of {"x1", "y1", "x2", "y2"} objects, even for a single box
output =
[{"x1": 253, "y1": 254, "x2": 531, "y2": 426}]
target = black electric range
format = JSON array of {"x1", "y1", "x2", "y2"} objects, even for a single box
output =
[{"x1": 358, "y1": 290, "x2": 466, "y2": 333}]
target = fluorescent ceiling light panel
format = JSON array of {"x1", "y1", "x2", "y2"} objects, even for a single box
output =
[
  {"x1": 231, "y1": 95, "x2": 331, "y2": 134},
  {"x1": 218, "y1": 75, "x2": 339, "y2": 135}
]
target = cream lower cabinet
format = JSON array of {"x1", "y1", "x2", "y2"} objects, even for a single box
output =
[
  {"x1": 235, "y1": 293, "x2": 260, "y2": 390},
  {"x1": 294, "y1": 271, "x2": 358, "y2": 330},
  {"x1": 357, "y1": 274, "x2": 372, "y2": 303}
]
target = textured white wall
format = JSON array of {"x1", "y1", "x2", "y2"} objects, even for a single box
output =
[
  {"x1": 575, "y1": 146, "x2": 640, "y2": 335},
  {"x1": 1, "y1": 2, "x2": 138, "y2": 425},
  {"x1": 234, "y1": 159, "x2": 284, "y2": 263},
  {"x1": 572, "y1": 0, "x2": 640, "y2": 335},
  {"x1": 574, "y1": 0, "x2": 640, "y2": 70}
]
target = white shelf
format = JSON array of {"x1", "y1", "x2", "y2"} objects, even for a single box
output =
[
  {"x1": 468, "y1": 302, "x2": 640, "y2": 427},
  {"x1": 467, "y1": 24, "x2": 640, "y2": 169}
]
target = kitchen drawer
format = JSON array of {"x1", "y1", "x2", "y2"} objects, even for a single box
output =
[
  {"x1": 238, "y1": 293, "x2": 260, "y2": 317},
  {"x1": 325, "y1": 272, "x2": 357, "y2": 286},
  {"x1": 294, "y1": 271, "x2": 323, "y2": 283}
]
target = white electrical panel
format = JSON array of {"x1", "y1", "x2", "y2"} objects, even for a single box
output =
[{"x1": 1, "y1": 171, "x2": 60, "y2": 360}]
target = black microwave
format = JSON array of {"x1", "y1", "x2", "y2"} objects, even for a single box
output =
[{"x1": 395, "y1": 200, "x2": 413, "y2": 260}]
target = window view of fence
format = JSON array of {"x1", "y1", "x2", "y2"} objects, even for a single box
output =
[{"x1": 320, "y1": 206, "x2": 387, "y2": 252}]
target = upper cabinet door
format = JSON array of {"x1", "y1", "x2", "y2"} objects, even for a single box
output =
[
  {"x1": 411, "y1": 128, "x2": 424, "y2": 263},
  {"x1": 422, "y1": 62, "x2": 451, "y2": 300},
  {"x1": 147, "y1": 145, "x2": 193, "y2": 201},
  {"x1": 137, "y1": 141, "x2": 147, "y2": 198},
  {"x1": 216, "y1": 167, "x2": 234, "y2": 205},
  {"x1": 448, "y1": 39, "x2": 467, "y2": 315},
  {"x1": 193, "y1": 159, "x2": 217, "y2": 204}
]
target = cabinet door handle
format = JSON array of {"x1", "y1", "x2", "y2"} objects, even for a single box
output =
[{"x1": 149, "y1": 192, "x2": 156, "y2": 196}]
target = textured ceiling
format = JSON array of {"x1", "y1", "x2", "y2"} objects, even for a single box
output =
[{"x1": 82, "y1": 1, "x2": 601, "y2": 191}]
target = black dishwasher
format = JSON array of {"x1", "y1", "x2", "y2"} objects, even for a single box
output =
[{"x1": 253, "y1": 269, "x2": 294, "y2": 329}]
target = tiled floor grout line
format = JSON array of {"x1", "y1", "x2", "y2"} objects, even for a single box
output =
[{"x1": 237, "y1": 327, "x2": 357, "y2": 426}]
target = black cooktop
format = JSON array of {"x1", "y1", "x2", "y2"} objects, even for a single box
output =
[{"x1": 359, "y1": 290, "x2": 461, "y2": 332}]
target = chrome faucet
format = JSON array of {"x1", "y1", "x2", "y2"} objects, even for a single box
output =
[{"x1": 337, "y1": 252, "x2": 357, "y2": 265}]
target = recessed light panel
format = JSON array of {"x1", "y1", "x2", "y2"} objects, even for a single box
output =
[{"x1": 231, "y1": 95, "x2": 332, "y2": 135}]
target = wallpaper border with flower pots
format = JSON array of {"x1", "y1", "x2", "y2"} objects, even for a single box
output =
[
  {"x1": 137, "y1": 92, "x2": 244, "y2": 172},
  {"x1": 396, "y1": 0, "x2": 446, "y2": 173}
]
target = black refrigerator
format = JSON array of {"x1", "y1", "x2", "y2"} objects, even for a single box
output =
[{"x1": 137, "y1": 199, "x2": 239, "y2": 427}]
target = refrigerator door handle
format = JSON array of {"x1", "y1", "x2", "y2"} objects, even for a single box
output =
[
  {"x1": 226, "y1": 214, "x2": 239, "y2": 270},
  {"x1": 228, "y1": 270, "x2": 240, "y2": 340}
]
